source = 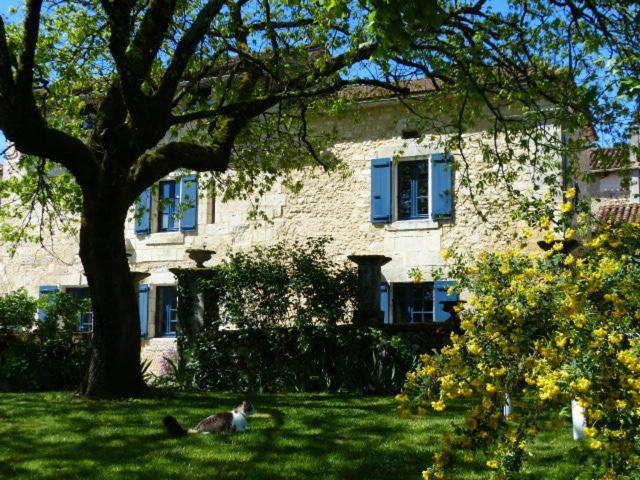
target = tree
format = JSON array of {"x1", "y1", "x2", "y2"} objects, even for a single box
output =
[{"x1": 0, "y1": 0, "x2": 636, "y2": 398}]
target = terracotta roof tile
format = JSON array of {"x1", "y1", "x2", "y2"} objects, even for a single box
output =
[
  {"x1": 598, "y1": 203, "x2": 640, "y2": 224},
  {"x1": 589, "y1": 146, "x2": 633, "y2": 171}
]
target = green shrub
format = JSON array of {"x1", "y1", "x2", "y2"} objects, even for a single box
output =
[
  {"x1": 0, "y1": 290, "x2": 92, "y2": 391},
  {"x1": 180, "y1": 325, "x2": 416, "y2": 393},
  {"x1": 195, "y1": 237, "x2": 357, "y2": 328},
  {"x1": 0, "y1": 288, "x2": 38, "y2": 332}
]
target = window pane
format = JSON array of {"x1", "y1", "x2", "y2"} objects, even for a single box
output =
[
  {"x1": 156, "y1": 286, "x2": 178, "y2": 337},
  {"x1": 393, "y1": 282, "x2": 434, "y2": 323},
  {"x1": 397, "y1": 162, "x2": 413, "y2": 220},
  {"x1": 412, "y1": 283, "x2": 434, "y2": 322},
  {"x1": 158, "y1": 181, "x2": 177, "y2": 231},
  {"x1": 397, "y1": 160, "x2": 429, "y2": 220},
  {"x1": 416, "y1": 161, "x2": 429, "y2": 215}
]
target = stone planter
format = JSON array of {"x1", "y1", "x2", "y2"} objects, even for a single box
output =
[{"x1": 186, "y1": 248, "x2": 214, "y2": 268}]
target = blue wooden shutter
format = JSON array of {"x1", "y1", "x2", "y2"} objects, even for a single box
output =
[
  {"x1": 434, "y1": 280, "x2": 459, "y2": 322},
  {"x1": 380, "y1": 281, "x2": 390, "y2": 324},
  {"x1": 431, "y1": 154, "x2": 454, "y2": 219},
  {"x1": 139, "y1": 284, "x2": 149, "y2": 338},
  {"x1": 38, "y1": 285, "x2": 59, "y2": 321},
  {"x1": 135, "y1": 188, "x2": 152, "y2": 234},
  {"x1": 180, "y1": 175, "x2": 198, "y2": 232},
  {"x1": 371, "y1": 158, "x2": 392, "y2": 223}
]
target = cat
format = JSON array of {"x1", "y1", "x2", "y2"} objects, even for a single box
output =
[{"x1": 163, "y1": 400, "x2": 256, "y2": 436}]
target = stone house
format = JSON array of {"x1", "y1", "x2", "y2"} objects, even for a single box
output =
[
  {"x1": 580, "y1": 130, "x2": 640, "y2": 224},
  {"x1": 0, "y1": 88, "x2": 573, "y2": 367}
]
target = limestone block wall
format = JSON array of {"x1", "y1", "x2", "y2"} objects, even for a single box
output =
[{"x1": 125, "y1": 102, "x2": 551, "y2": 289}]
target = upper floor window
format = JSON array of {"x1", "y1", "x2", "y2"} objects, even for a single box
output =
[
  {"x1": 134, "y1": 174, "x2": 198, "y2": 235},
  {"x1": 371, "y1": 154, "x2": 454, "y2": 224},
  {"x1": 397, "y1": 160, "x2": 429, "y2": 220},
  {"x1": 158, "y1": 180, "x2": 179, "y2": 232}
]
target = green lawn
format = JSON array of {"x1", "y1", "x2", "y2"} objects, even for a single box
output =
[{"x1": 0, "y1": 391, "x2": 580, "y2": 479}]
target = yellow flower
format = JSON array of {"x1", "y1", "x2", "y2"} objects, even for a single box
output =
[
  {"x1": 523, "y1": 227, "x2": 533, "y2": 238},
  {"x1": 589, "y1": 439, "x2": 604, "y2": 450},
  {"x1": 486, "y1": 383, "x2": 497, "y2": 393},
  {"x1": 564, "y1": 254, "x2": 575, "y2": 266},
  {"x1": 610, "y1": 332, "x2": 624, "y2": 344},
  {"x1": 431, "y1": 400, "x2": 446, "y2": 412},
  {"x1": 468, "y1": 341, "x2": 483, "y2": 355},
  {"x1": 593, "y1": 328, "x2": 608, "y2": 339},
  {"x1": 616, "y1": 400, "x2": 628, "y2": 410},
  {"x1": 574, "y1": 378, "x2": 591, "y2": 393},
  {"x1": 565, "y1": 228, "x2": 576, "y2": 240},
  {"x1": 584, "y1": 426, "x2": 598, "y2": 438},
  {"x1": 395, "y1": 393, "x2": 409, "y2": 403},
  {"x1": 544, "y1": 231, "x2": 556, "y2": 244},
  {"x1": 565, "y1": 187, "x2": 577, "y2": 199},
  {"x1": 486, "y1": 459, "x2": 499, "y2": 469},
  {"x1": 442, "y1": 249, "x2": 453, "y2": 260},
  {"x1": 541, "y1": 216, "x2": 551, "y2": 229},
  {"x1": 561, "y1": 201, "x2": 573, "y2": 213}
]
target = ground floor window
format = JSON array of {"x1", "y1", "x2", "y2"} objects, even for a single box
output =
[
  {"x1": 393, "y1": 282, "x2": 434, "y2": 323},
  {"x1": 156, "y1": 286, "x2": 178, "y2": 337},
  {"x1": 66, "y1": 287, "x2": 94, "y2": 332},
  {"x1": 381, "y1": 280, "x2": 459, "y2": 324}
]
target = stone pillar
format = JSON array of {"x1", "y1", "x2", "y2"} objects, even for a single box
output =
[
  {"x1": 170, "y1": 268, "x2": 220, "y2": 340},
  {"x1": 348, "y1": 254, "x2": 392, "y2": 326}
]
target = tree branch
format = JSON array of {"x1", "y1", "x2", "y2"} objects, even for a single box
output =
[
  {"x1": 16, "y1": 0, "x2": 44, "y2": 96},
  {"x1": 155, "y1": 0, "x2": 226, "y2": 106}
]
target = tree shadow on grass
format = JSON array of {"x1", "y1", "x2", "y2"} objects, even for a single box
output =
[{"x1": 0, "y1": 391, "x2": 553, "y2": 480}]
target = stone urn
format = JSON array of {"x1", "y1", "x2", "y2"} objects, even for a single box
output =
[{"x1": 186, "y1": 248, "x2": 214, "y2": 268}]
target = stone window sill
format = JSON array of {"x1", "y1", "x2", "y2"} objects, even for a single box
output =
[
  {"x1": 385, "y1": 220, "x2": 440, "y2": 232},
  {"x1": 145, "y1": 232, "x2": 185, "y2": 245}
]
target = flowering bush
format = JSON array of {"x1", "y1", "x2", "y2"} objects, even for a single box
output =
[{"x1": 400, "y1": 221, "x2": 640, "y2": 479}]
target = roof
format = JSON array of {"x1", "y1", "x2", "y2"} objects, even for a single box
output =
[
  {"x1": 588, "y1": 146, "x2": 637, "y2": 172},
  {"x1": 598, "y1": 203, "x2": 640, "y2": 224},
  {"x1": 340, "y1": 78, "x2": 440, "y2": 102}
]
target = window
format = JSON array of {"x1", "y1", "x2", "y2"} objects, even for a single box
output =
[
  {"x1": 135, "y1": 174, "x2": 198, "y2": 234},
  {"x1": 397, "y1": 160, "x2": 429, "y2": 220},
  {"x1": 394, "y1": 282, "x2": 434, "y2": 323},
  {"x1": 156, "y1": 286, "x2": 178, "y2": 337},
  {"x1": 370, "y1": 154, "x2": 454, "y2": 223},
  {"x1": 66, "y1": 287, "x2": 94, "y2": 332},
  {"x1": 380, "y1": 280, "x2": 459, "y2": 324},
  {"x1": 158, "y1": 180, "x2": 179, "y2": 232}
]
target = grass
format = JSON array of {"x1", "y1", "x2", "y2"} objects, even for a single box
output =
[{"x1": 0, "y1": 391, "x2": 581, "y2": 479}]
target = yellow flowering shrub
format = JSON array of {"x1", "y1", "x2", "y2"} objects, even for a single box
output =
[{"x1": 400, "y1": 223, "x2": 640, "y2": 479}]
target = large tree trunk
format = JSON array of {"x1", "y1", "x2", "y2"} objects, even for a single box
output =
[{"x1": 79, "y1": 195, "x2": 146, "y2": 398}]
